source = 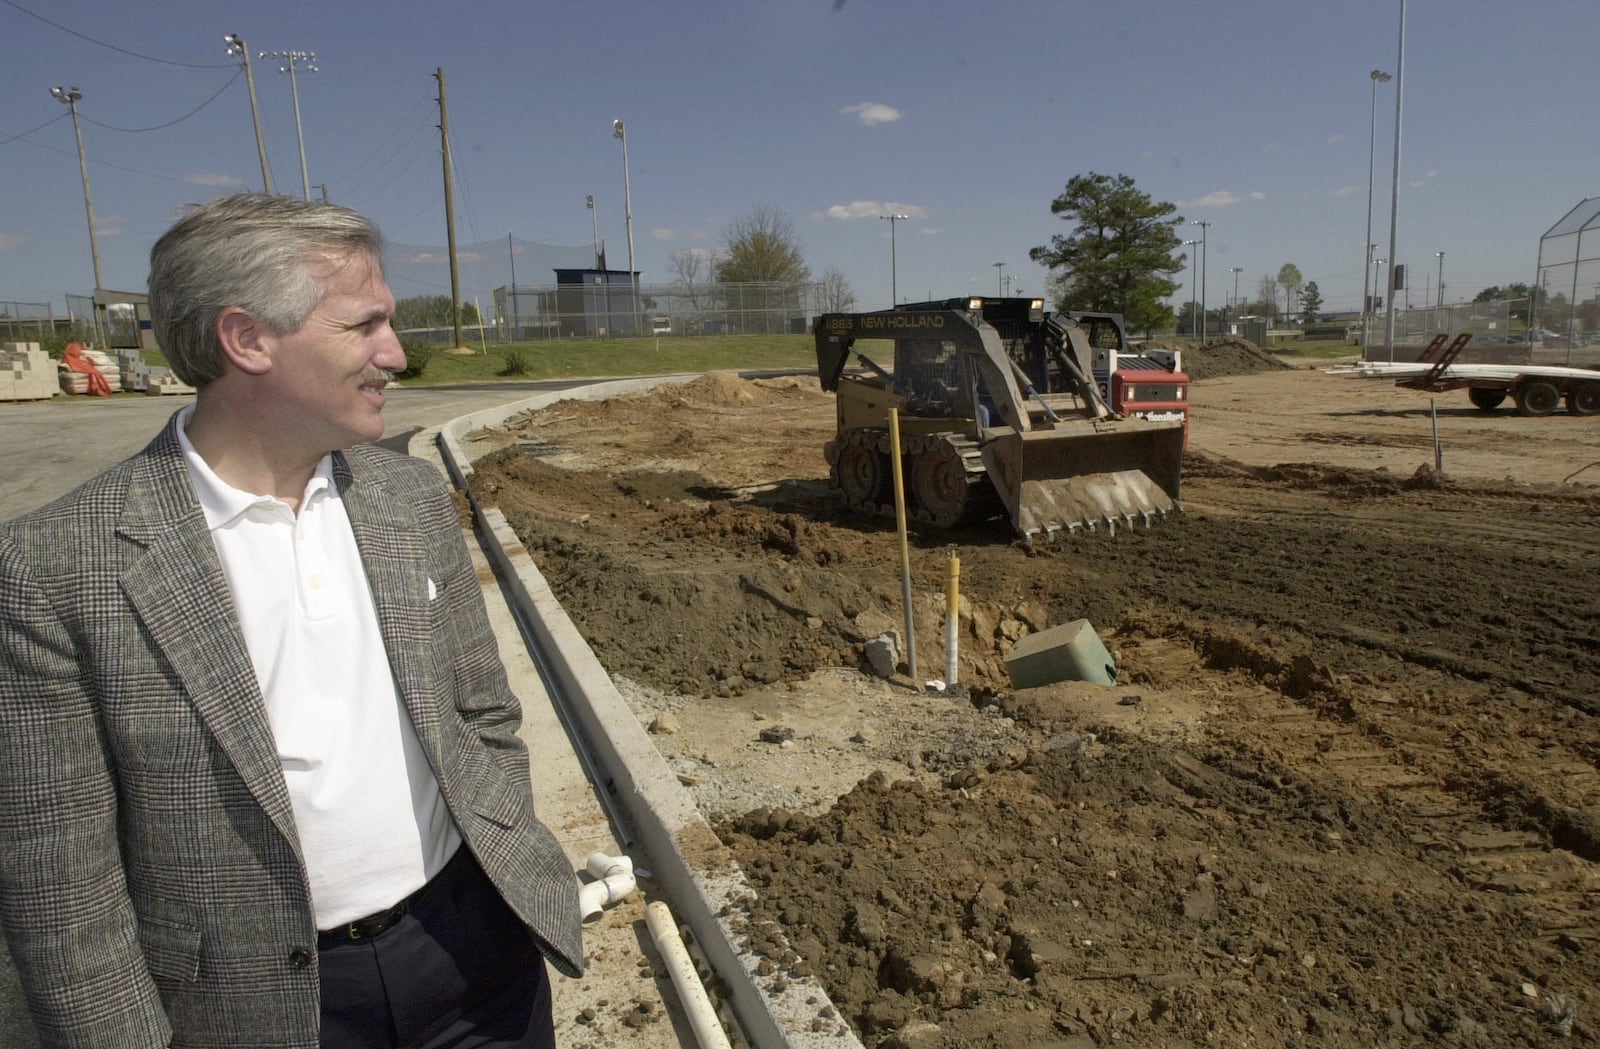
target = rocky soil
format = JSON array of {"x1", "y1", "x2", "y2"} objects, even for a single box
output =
[{"x1": 469, "y1": 344, "x2": 1600, "y2": 1048}]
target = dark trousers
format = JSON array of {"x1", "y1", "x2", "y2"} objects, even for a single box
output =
[{"x1": 317, "y1": 849, "x2": 554, "y2": 1049}]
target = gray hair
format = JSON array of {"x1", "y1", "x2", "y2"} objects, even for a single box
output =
[{"x1": 147, "y1": 193, "x2": 385, "y2": 387}]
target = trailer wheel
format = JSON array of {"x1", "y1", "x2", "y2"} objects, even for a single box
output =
[
  {"x1": 1567, "y1": 381, "x2": 1600, "y2": 416},
  {"x1": 1514, "y1": 380, "x2": 1560, "y2": 417},
  {"x1": 1467, "y1": 387, "x2": 1506, "y2": 411}
]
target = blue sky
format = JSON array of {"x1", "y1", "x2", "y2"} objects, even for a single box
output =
[{"x1": 3, "y1": 0, "x2": 1597, "y2": 320}]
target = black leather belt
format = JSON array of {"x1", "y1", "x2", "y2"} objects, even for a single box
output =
[{"x1": 318, "y1": 881, "x2": 428, "y2": 945}]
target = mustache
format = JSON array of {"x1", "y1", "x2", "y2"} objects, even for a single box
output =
[{"x1": 359, "y1": 368, "x2": 397, "y2": 387}]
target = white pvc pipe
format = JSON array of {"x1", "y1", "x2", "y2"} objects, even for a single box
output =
[
  {"x1": 577, "y1": 852, "x2": 636, "y2": 923},
  {"x1": 646, "y1": 899, "x2": 734, "y2": 1049}
]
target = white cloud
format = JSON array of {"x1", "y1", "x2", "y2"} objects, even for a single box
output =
[
  {"x1": 397, "y1": 250, "x2": 486, "y2": 264},
  {"x1": 0, "y1": 233, "x2": 22, "y2": 251},
  {"x1": 840, "y1": 102, "x2": 902, "y2": 126},
  {"x1": 182, "y1": 173, "x2": 247, "y2": 188},
  {"x1": 1181, "y1": 191, "x2": 1245, "y2": 208},
  {"x1": 1326, "y1": 133, "x2": 1348, "y2": 147},
  {"x1": 1331, "y1": 186, "x2": 1357, "y2": 198},
  {"x1": 1251, "y1": 191, "x2": 1267, "y2": 201},
  {"x1": 812, "y1": 200, "x2": 927, "y2": 222},
  {"x1": 920, "y1": 227, "x2": 944, "y2": 236},
  {"x1": 651, "y1": 228, "x2": 674, "y2": 240}
]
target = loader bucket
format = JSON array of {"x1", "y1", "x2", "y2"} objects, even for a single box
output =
[{"x1": 979, "y1": 417, "x2": 1185, "y2": 539}]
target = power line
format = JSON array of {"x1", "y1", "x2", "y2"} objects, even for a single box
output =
[
  {"x1": 1, "y1": 0, "x2": 234, "y2": 68},
  {"x1": 79, "y1": 70, "x2": 242, "y2": 133},
  {"x1": 0, "y1": 111, "x2": 68, "y2": 149}
]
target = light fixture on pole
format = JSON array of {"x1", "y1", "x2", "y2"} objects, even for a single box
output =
[
  {"x1": 1229, "y1": 266, "x2": 1243, "y2": 324},
  {"x1": 1361, "y1": 69, "x2": 1392, "y2": 352},
  {"x1": 1435, "y1": 250, "x2": 1445, "y2": 307},
  {"x1": 1182, "y1": 239, "x2": 1198, "y2": 336},
  {"x1": 880, "y1": 213, "x2": 908, "y2": 305},
  {"x1": 262, "y1": 49, "x2": 316, "y2": 200},
  {"x1": 1190, "y1": 220, "x2": 1210, "y2": 341},
  {"x1": 50, "y1": 85, "x2": 102, "y2": 294},
  {"x1": 993, "y1": 261, "x2": 1005, "y2": 297},
  {"x1": 224, "y1": 34, "x2": 271, "y2": 193},
  {"x1": 612, "y1": 119, "x2": 639, "y2": 335}
]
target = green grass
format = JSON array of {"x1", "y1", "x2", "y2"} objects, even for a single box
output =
[{"x1": 395, "y1": 333, "x2": 817, "y2": 384}]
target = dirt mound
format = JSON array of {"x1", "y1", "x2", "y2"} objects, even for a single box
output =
[
  {"x1": 1181, "y1": 337, "x2": 1291, "y2": 381},
  {"x1": 470, "y1": 368, "x2": 1600, "y2": 1049}
]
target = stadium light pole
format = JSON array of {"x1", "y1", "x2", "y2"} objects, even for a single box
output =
[
  {"x1": 1382, "y1": 0, "x2": 1407, "y2": 363},
  {"x1": 612, "y1": 119, "x2": 639, "y2": 335},
  {"x1": 1191, "y1": 220, "x2": 1210, "y2": 341},
  {"x1": 224, "y1": 34, "x2": 272, "y2": 193},
  {"x1": 586, "y1": 194, "x2": 599, "y2": 268},
  {"x1": 1435, "y1": 250, "x2": 1445, "y2": 307},
  {"x1": 880, "y1": 213, "x2": 908, "y2": 305},
  {"x1": 50, "y1": 86, "x2": 102, "y2": 293},
  {"x1": 993, "y1": 261, "x2": 1005, "y2": 297},
  {"x1": 263, "y1": 50, "x2": 316, "y2": 199},
  {"x1": 1361, "y1": 69, "x2": 1392, "y2": 353},
  {"x1": 1182, "y1": 239, "x2": 1198, "y2": 335}
]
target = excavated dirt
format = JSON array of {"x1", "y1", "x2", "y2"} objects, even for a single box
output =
[{"x1": 469, "y1": 346, "x2": 1600, "y2": 1048}]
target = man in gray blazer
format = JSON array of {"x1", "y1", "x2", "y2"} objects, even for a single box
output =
[{"x1": 0, "y1": 194, "x2": 582, "y2": 1048}]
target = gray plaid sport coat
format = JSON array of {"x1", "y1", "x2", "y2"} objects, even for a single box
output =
[{"x1": 0, "y1": 413, "x2": 583, "y2": 1048}]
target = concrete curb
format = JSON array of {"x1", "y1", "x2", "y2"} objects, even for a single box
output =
[{"x1": 428, "y1": 377, "x2": 865, "y2": 1049}]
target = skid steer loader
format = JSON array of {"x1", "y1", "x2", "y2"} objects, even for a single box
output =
[{"x1": 814, "y1": 297, "x2": 1184, "y2": 540}]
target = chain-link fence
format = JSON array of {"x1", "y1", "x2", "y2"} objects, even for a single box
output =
[
  {"x1": 1532, "y1": 196, "x2": 1600, "y2": 364},
  {"x1": 1374, "y1": 296, "x2": 1600, "y2": 368},
  {"x1": 0, "y1": 301, "x2": 74, "y2": 344},
  {"x1": 489, "y1": 280, "x2": 823, "y2": 342}
]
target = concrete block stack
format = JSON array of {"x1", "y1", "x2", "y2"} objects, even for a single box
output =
[
  {"x1": 1, "y1": 342, "x2": 59, "y2": 401},
  {"x1": 145, "y1": 372, "x2": 196, "y2": 396},
  {"x1": 112, "y1": 349, "x2": 195, "y2": 396},
  {"x1": 116, "y1": 349, "x2": 151, "y2": 392}
]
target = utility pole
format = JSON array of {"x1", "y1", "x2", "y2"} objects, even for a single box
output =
[
  {"x1": 507, "y1": 232, "x2": 518, "y2": 338},
  {"x1": 435, "y1": 67, "x2": 463, "y2": 350},
  {"x1": 1362, "y1": 69, "x2": 1391, "y2": 351},
  {"x1": 50, "y1": 86, "x2": 101, "y2": 294},
  {"x1": 1230, "y1": 267, "x2": 1243, "y2": 326},
  {"x1": 1191, "y1": 220, "x2": 1210, "y2": 341},
  {"x1": 225, "y1": 35, "x2": 272, "y2": 193},
  {"x1": 880, "y1": 213, "x2": 908, "y2": 305},
  {"x1": 612, "y1": 120, "x2": 639, "y2": 335},
  {"x1": 993, "y1": 261, "x2": 1005, "y2": 296},
  {"x1": 1383, "y1": 0, "x2": 1407, "y2": 362},
  {"x1": 263, "y1": 50, "x2": 316, "y2": 200}
]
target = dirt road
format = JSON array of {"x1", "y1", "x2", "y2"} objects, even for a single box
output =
[{"x1": 470, "y1": 347, "x2": 1599, "y2": 1048}]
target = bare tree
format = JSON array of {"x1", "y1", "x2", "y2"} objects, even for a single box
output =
[
  {"x1": 819, "y1": 266, "x2": 857, "y2": 312},
  {"x1": 1255, "y1": 275, "x2": 1281, "y2": 323},
  {"x1": 670, "y1": 249, "x2": 718, "y2": 326},
  {"x1": 669, "y1": 248, "x2": 706, "y2": 286}
]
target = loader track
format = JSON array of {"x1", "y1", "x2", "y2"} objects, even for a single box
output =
[{"x1": 828, "y1": 428, "x2": 991, "y2": 529}]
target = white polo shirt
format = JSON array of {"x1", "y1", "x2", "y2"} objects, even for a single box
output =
[{"x1": 176, "y1": 407, "x2": 460, "y2": 928}]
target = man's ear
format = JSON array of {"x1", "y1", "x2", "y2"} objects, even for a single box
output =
[{"x1": 216, "y1": 306, "x2": 273, "y2": 376}]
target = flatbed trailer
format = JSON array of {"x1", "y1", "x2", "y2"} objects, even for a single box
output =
[{"x1": 1331, "y1": 333, "x2": 1600, "y2": 417}]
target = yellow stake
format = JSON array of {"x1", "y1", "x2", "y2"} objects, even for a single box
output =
[
  {"x1": 888, "y1": 409, "x2": 917, "y2": 686},
  {"x1": 945, "y1": 545, "x2": 960, "y2": 687}
]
